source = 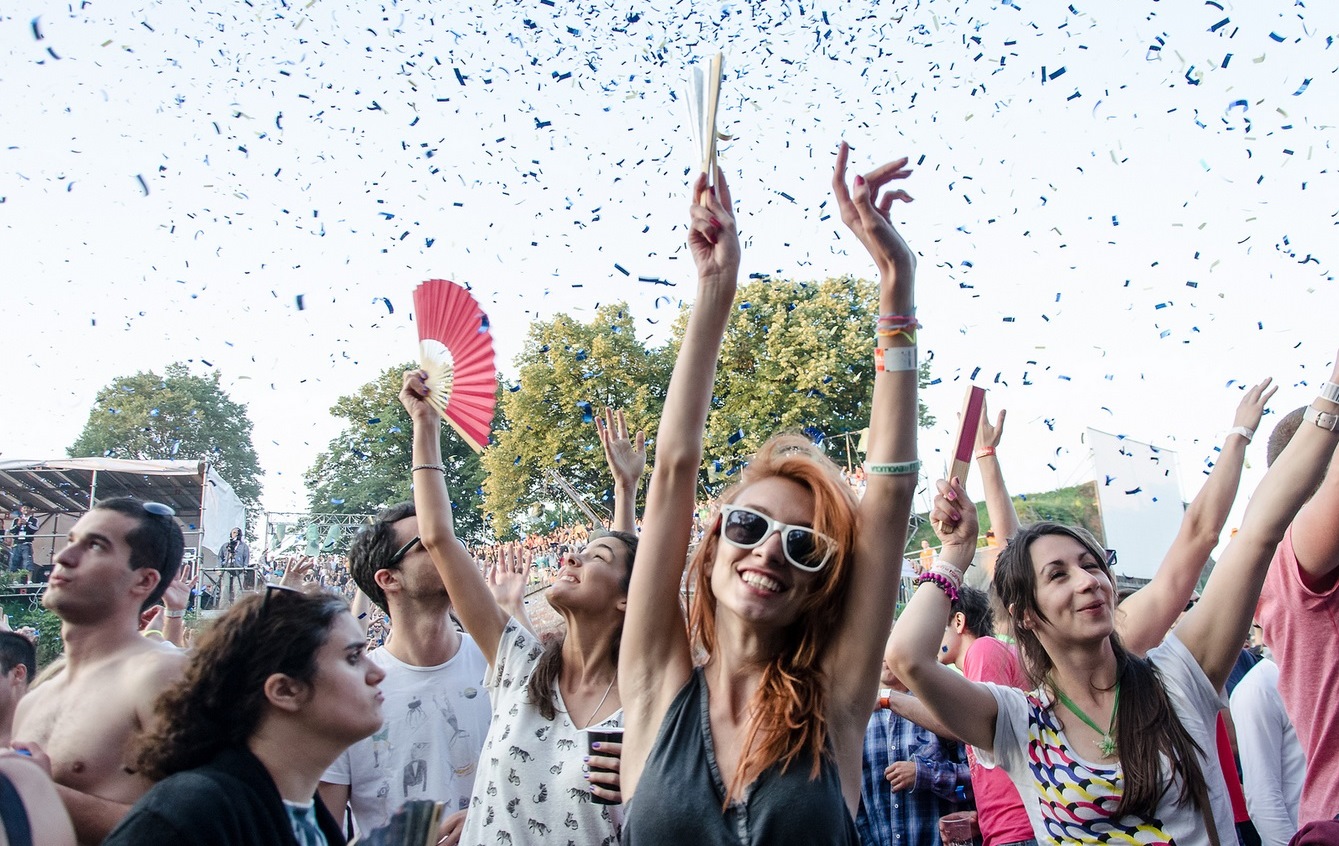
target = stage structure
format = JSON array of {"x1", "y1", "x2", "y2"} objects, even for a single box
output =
[
  {"x1": 0, "y1": 458, "x2": 247, "y2": 604},
  {"x1": 261, "y1": 511, "x2": 376, "y2": 559}
]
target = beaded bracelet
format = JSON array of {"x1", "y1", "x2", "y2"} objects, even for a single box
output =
[
  {"x1": 928, "y1": 563, "x2": 966, "y2": 590},
  {"x1": 917, "y1": 571, "x2": 960, "y2": 602},
  {"x1": 412, "y1": 463, "x2": 447, "y2": 473},
  {"x1": 865, "y1": 459, "x2": 921, "y2": 476}
]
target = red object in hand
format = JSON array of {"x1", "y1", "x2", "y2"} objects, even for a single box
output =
[{"x1": 413, "y1": 279, "x2": 497, "y2": 452}]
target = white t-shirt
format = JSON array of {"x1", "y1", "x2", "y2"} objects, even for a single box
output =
[
  {"x1": 322, "y1": 635, "x2": 491, "y2": 833},
  {"x1": 977, "y1": 634, "x2": 1234, "y2": 845},
  {"x1": 1229, "y1": 658, "x2": 1305, "y2": 846},
  {"x1": 461, "y1": 619, "x2": 623, "y2": 846}
]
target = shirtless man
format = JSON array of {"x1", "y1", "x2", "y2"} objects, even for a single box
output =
[{"x1": 11, "y1": 497, "x2": 188, "y2": 845}]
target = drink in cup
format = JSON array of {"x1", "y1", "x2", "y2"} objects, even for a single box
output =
[{"x1": 583, "y1": 726, "x2": 624, "y2": 805}]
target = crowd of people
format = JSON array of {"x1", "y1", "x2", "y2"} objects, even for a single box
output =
[{"x1": 2, "y1": 148, "x2": 1338, "y2": 846}]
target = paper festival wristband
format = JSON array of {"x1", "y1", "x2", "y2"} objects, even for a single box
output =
[
  {"x1": 865, "y1": 460, "x2": 921, "y2": 476},
  {"x1": 875, "y1": 346, "x2": 918, "y2": 373}
]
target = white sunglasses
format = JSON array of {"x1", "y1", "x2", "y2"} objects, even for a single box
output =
[{"x1": 718, "y1": 505, "x2": 835, "y2": 572}]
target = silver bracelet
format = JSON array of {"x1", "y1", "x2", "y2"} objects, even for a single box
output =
[
  {"x1": 164, "y1": 609, "x2": 186, "y2": 619},
  {"x1": 411, "y1": 463, "x2": 447, "y2": 473},
  {"x1": 1227, "y1": 426, "x2": 1254, "y2": 443},
  {"x1": 864, "y1": 459, "x2": 921, "y2": 476}
]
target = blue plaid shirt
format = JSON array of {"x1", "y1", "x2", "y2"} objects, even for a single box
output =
[{"x1": 856, "y1": 707, "x2": 971, "y2": 846}]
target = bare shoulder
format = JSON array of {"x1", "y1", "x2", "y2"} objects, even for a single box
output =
[{"x1": 130, "y1": 641, "x2": 188, "y2": 699}]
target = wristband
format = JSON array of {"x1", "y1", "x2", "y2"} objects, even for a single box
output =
[
  {"x1": 929, "y1": 563, "x2": 966, "y2": 589},
  {"x1": 875, "y1": 346, "x2": 918, "y2": 373},
  {"x1": 975, "y1": 446, "x2": 996, "y2": 459},
  {"x1": 916, "y1": 571, "x2": 960, "y2": 602},
  {"x1": 1304, "y1": 405, "x2": 1339, "y2": 433},
  {"x1": 1227, "y1": 426, "x2": 1254, "y2": 443},
  {"x1": 1321, "y1": 382, "x2": 1339, "y2": 405},
  {"x1": 165, "y1": 609, "x2": 186, "y2": 619},
  {"x1": 142, "y1": 629, "x2": 164, "y2": 638},
  {"x1": 865, "y1": 460, "x2": 921, "y2": 476},
  {"x1": 411, "y1": 463, "x2": 447, "y2": 473}
]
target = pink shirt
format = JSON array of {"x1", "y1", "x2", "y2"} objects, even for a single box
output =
[
  {"x1": 963, "y1": 636, "x2": 1035, "y2": 846},
  {"x1": 1257, "y1": 526, "x2": 1339, "y2": 826}
]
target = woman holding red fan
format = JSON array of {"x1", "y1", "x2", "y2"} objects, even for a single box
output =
[
  {"x1": 398, "y1": 376, "x2": 638, "y2": 845},
  {"x1": 618, "y1": 145, "x2": 919, "y2": 843}
]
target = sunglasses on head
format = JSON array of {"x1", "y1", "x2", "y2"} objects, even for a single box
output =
[
  {"x1": 719, "y1": 505, "x2": 835, "y2": 572},
  {"x1": 261, "y1": 582, "x2": 304, "y2": 615}
]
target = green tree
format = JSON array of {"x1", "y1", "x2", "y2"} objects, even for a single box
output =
[
  {"x1": 304, "y1": 364, "x2": 493, "y2": 543},
  {"x1": 481, "y1": 303, "x2": 672, "y2": 538},
  {"x1": 68, "y1": 363, "x2": 263, "y2": 512},
  {"x1": 680, "y1": 276, "x2": 935, "y2": 491}
]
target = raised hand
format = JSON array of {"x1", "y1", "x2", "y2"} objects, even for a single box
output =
[
  {"x1": 975, "y1": 396, "x2": 1007, "y2": 451},
  {"x1": 162, "y1": 565, "x2": 197, "y2": 613},
  {"x1": 1233, "y1": 377, "x2": 1278, "y2": 436},
  {"x1": 279, "y1": 556, "x2": 315, "y2": 588},
  {"x1": 832, "y1": 141, "x2": 915, "y2": 280},
  {"x1": 487, "y1": 542, "x2": 530, "y2": 613},
  {"x1": 687, "y1": 168, "x2": 741, "y2": 288},
  {"x1": 398, "y1": 369, "x2": 442, "y2": 426},
  {"x1": 930, "y1": 477, "x2": 978, "y2": 550},
  {"x1": 596, "y1": 407, "x2": 647, "y2": 488}
]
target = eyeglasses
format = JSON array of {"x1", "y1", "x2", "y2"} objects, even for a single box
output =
[
  {"x1": 387, "y1": 536, "x2": 422, "y2": 568},
  {"x1": 142, "y1": 501, "x2": 176, "y2": 518},
  {"x1": 719, "y1": 505, "x2": 835, "y2": 572},
  {"x1": 261, "y1": 582, "x2": 304, "y2": 614}
]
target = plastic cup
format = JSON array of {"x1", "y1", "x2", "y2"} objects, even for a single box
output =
[{"x1": 584, "y1": 726, "x2": 624, "y2": 805}]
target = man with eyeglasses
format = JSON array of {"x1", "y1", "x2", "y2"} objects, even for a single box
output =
[
  {"x1": 318, "y1": 502, "x2": 490, "y2": 843},
  {"x1": 11, "y1": 497, "x2": 188, "y2": 846}
]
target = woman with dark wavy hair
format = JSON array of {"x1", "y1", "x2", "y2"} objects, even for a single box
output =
[
  {"x1": 888, "y1": 353, "x2": 1339, "y2": 846},
  {"x1": 618, "y1": 144, "x2": 920, "y2": 844},
  {"x1": 103, "y1": 587, "x2": 385, "y2": 846}
]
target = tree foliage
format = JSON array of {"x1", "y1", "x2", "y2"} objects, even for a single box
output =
[
  {"x1": 689, "y1": 276, "x2": 935, "y2": 492},
  {"x1": 68, "y1": 363, "x2": 263, "y2": 512},
  {"x1": 481, "y1": 304, "x2": 671, "y2": 538},
  {"x1": 304, "y1": 364, "x2": 492, "y2": 543}
]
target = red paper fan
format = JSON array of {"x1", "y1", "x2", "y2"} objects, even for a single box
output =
[{"x1": 413, "y1": 279, "x2": 496, "y2": 453}]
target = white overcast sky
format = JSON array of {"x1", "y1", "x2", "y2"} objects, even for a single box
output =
[{"x1": 3, "y1": 0, "x2": 1336, "y2": 557}]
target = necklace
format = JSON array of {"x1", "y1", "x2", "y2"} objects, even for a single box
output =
[
  {"x1": 580, "y1": 675, "x2": 617, "y2": 729},
  {"x1": 1050, "y1": 678, "x2": 1121, "y2": 757}
]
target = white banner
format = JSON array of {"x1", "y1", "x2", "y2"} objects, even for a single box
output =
[{"x1": 1087, "y1": 428, "x2": 1184, "y2": 581}]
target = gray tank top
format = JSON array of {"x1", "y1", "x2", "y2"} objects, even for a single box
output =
[{"x1": 622, "y1": 667, "x2": 859, "y2": 846}]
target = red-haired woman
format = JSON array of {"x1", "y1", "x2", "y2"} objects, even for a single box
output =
[{"x1": 619, "y1": 145, "x2": 920, "y2": 843}]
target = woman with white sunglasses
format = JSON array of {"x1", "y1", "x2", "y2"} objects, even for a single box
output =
[{"x1": 619, "y1": 146, "x2": 920, "y2": 844}]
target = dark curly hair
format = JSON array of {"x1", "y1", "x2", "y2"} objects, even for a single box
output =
[{"x1": 133, "y1": 587, "x2": 349, "y2": 781}]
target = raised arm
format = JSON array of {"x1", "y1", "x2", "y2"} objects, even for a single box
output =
[
  {"x1": 1177, "y1": 358, "x2": 1339, "y2": 689},
  {"x1": 826, "y1": 143, "x2": 919, "y2": 716},
  {"x1": 1119, "y1": 378, "x2": 1275, "y2": 656},
  {"x1": 596, "y1": 407, "x2": 646, "y2": 534},
  {"x1": 887, "y1": 479, "x2": 999, "y2": 751},
  {"x1": 974, "y1": 397, "x2": 1021, "y2": 541},
  {"x1": 620, "y1": 169, "x2": 739, "y2": 798},
  {"x1": 400, "y1": 372, "x2": 509, "y2": 667},
  {"x1": 1288, "y1": 382, "x2": 1339, "y2": 591}
]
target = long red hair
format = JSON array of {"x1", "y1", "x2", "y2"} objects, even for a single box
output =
[{"x1": 687, "y1": 434, "x2": 859, "y2": 803}]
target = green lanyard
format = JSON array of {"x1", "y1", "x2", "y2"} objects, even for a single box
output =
[{"x1": 1050, "y1": 679, "x2": 1121, "y2": 758}]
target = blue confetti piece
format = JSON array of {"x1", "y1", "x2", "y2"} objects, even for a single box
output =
[
  {"x1": 1293, "y1": 78, "x2": 1312, "y2": 96},
  {"x1": 1124, "y1": 487, "x2": 1142, "y2": 495},
  {"x1": 330, "y1": 498, "x2": 345, "y2": 505},
  {"x1": 728, "y1": 428, "x2": 745, "y2": 445},
  {"x1": 295, "y1": 294, "x2": 305, "y2": 311},
  {"x1": 136, "y1": 174, "x2": 149, "y2": 195},
  {"x1": 1209, "y1": 17, "x2": 1229, "y2": 32},
  {"x1": 367, "y1": 417, "x2": 381, "y2": 425},
  {"x1": 614, "y1": 264, "x2": 630, "y2": 276},
  {"x1": 1269, "y1": 32, "x2": 1285, "y2": 42},
  {"x1": 378, "y1": 297, "x2": 394, "y2": 314}
]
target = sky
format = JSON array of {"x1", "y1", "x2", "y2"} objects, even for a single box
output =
[{"x1": 3, "y1": 0, "x2": 1337, "y2": 558}]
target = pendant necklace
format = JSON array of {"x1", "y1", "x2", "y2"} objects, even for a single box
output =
[
  {"x1": 581, "y1": 674, "x2": 617, "y2": 729},
  {"x1": 1050, "y1": 679, "x2": 1121, "y2": 757}
]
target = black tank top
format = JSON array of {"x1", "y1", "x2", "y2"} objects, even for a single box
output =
[{"x1": 622, "y1": 667, "x2": 859, "y2": 846}]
